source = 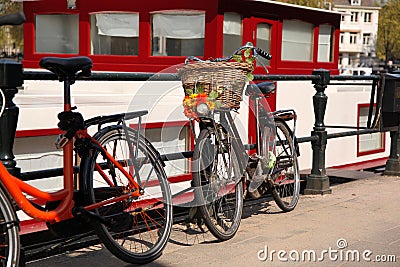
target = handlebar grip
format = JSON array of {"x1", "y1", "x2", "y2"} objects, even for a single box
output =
[
  {"x1": 0, "y1": 12, "x2": 25, "y2": 26},
  {"x1": 255, "y1": 47, "x2": 272, "y2": 60}
]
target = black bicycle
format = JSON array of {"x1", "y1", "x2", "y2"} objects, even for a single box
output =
[{"x1": 179, "y1": 43, "x2": 300, "y2": 240}]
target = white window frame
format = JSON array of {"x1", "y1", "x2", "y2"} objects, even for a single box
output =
[
  {"x1": 350, "y1": 12, "x2": 359, "y2": 22},
  {"x1": 349, "y1": 32, "x2": 358, "y2": 44},
  {"x1": 364, "y1": 12, "x2": 372, "y2": 23},
  {"x1": 363, "y1": 33, "x2": 371, "y2": 45}
]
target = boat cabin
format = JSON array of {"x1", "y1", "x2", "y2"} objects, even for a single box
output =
[{"x1": 23, "y1": 0, "x2": 341, "y2": 75}]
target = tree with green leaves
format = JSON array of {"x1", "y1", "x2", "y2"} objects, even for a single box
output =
[
  {"x1": 376, "y1": 0, "x2": 400, "y2": 66},
  {"x1": 0, "y1": 0, "x2": 23, "y2": 57}
]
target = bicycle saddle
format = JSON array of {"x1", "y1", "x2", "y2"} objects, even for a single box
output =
[
  {"x1": 245, "y1": 82, "x2": 276, "y2": 96},
  {"x1": 39, "y1": 56, "x2": 92, "y2": 81}
]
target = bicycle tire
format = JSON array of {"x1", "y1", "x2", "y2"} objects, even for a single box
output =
[
  {"x1": 82, "y1": 125, "x2": 172, "y2": 264},
  {"x1": 267, "y1": 120, "x2": 300, "y2": 211},
  {"x1": 192, "y1": 125, "x2": 244, "y2": 241},
  {"x1": 0, "y1": 185, "x2": 20, "y2": 267}
]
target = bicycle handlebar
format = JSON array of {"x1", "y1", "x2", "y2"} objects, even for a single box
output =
[
  {"x1": 254, "y1": 47, "x2": 272, "y2": 60},
  {"x1": 0, "y1": 12, "x2": 25, "y2": 26}
]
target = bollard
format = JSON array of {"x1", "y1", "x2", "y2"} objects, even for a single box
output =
[
  {"x1": 384, "y1": 128, "x2": 400, "y2": 176},
  {"x1": 381, "y1": 72, "x2": 400, "y2": 176},
  {"x1": 304, "y1": 69, "x2": 332, "y2": 195},
  {"x1": 0, "y1": 59, "x2": 23, "y2": 176}
]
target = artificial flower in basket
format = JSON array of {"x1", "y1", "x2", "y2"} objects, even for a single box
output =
[{"x1": 180, "y1": 48, "x2": 255, "y2": 121}]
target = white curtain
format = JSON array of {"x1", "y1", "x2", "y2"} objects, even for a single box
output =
[
  {"x1": 152, "y1": 13, "x2": 205, "y2": 39},
  {"x1": 96, "y1": 13, "x2": 139, "y2": 37},
  {"x1": 223, "y1": 12, "x2": 241, "y2": 35}
]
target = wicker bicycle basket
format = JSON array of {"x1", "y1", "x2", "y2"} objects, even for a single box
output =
[{"x1": 178, "y1": 61, "x2": 253, "y2": 110}]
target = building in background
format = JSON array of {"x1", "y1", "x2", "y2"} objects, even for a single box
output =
[{"x1": 333, "y1": 0, "x2": 381, "y2": 71}]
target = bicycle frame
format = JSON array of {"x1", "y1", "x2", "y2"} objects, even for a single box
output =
[
  {"x1": 252, "y1": 93, "x2": 297, "y2": 155},
  {"x1": 0, "y1": 99, "x2": 142, "y2": 223},
  {"x1": 193, "y1": 109, "x2": 248, "y2": 184}
]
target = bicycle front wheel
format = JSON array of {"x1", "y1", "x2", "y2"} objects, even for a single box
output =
[
  {"x1": 0, "y1": 185, "x2": 20, "y2": 267},
  {"x1": 268, "y1": 120, "x2": 300, "y2": 211},
  {"x1": 192, "y1": 125, "x2": 244, "y2": 241},
  {"x1": 83, "y1": 125, "x2": 172, "y2": 264}
]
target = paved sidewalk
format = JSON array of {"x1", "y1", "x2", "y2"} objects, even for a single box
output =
[{"x1": 27, "y1": 174, "x2": 400, "y2": 266}]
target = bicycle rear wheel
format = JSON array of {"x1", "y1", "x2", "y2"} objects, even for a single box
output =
[
  {"x1": 0, "y1": 186, "x2": 19, "y2": 267},
  {"x1": 83, "y1": 125, "x2": 172, "y2": 264},
  {"x1": 267, "y1": 120, "x2": 300, "y2": 211},
  {"x1": 192, "y1": 125, "x2": 243, "y2": 241}
]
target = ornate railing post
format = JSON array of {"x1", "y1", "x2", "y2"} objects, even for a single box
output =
[
  {"x1": 0, "y1": 59, "x2": 23, "y2": 176},
  {"x1": 304, "y1": 69, "x2": 332, "y2": 195},
  {"x1": 382, "y1": 72, "x2": 400, "y2": 176},
  {"x1": 384, "y1": 128, "x2": 400, "y2": 176}
]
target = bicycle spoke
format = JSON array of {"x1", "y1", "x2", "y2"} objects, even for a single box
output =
[
  {"x1": 193, "y1": 125, "x2": 243, "y2": 240},
  {"x1": 87, "y1": 126, "x2": 172, "y2": 264},
  {"x1": 269, "y1": 121, "x2": 300, "y2": 211}
]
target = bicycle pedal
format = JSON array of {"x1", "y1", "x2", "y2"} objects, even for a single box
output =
[{"x1": 74, "y1": 207, "x2": 110, "y2": 226}]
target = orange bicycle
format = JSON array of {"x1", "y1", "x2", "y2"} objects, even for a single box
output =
[{"x1": 0, "y1": 13, "x2": 172, "y2": 266}]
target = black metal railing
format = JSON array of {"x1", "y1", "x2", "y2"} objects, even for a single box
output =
[
  {"x1": 4, "y1": 63, "x2": 400, "y2": 260},
  {"x1": 1, "y1": 65, "x2": 399, "y2": 195}
]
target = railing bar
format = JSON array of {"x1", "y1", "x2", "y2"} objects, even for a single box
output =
[
  {"x1": 329, "y1": 83, "x2": 373, "y2": 86},
  {"x1": 23, "y1": 71, "x2": 381, "y2": 84},
  {"x1": 253, "y1": 74, "x2": 321, "y2": 81},
  {"x1": 325, "y1": 125, "x2": 369, "y2": 129},
  {"x1": 160, "y1": 151, "x2": 193, "y2": 161},
  {"x1": 326, "y1": 129, "x2": 380, "y2": 139},
  {"x1": 331, "y1": 75, "x2": 380, "y2": 81},
  {"x1": 17, "y1": 126, "x2": 389, "y2": 181},
  {"x1": 297, "y1": 136, "x2": 319, "y2": 143},
  {"x1": 19, "y1": 166, "x2": 80, "y2": 181},
  {"x1": 24, "y1": 71, "x2": 328, "y2": 82}
]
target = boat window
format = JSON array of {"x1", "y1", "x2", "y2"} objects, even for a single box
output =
[
  {"x1": 90, "y1": 13, "x2": 139, "y2": 56},
  {"x1": 151, "y1": 11, "x2": 205, "y2": 56},
  {"x1": 144, "y1": 126, "x2": 191, "y2": 176},
  {"x1": 318, "y1": 24, "x2": 334, "y2": 62},
  {"x1": 281, "y1": 20, "x2": 313, "y2": 61},
  {"x1": 358, "y1": 105, "x2": 384, "y2": 155},
  {"x1": 256, "y1": 23, "x2": 271, "y2": 66},
  {"x1": 223, "y1": 12, "x2": 242, "y2": 57},
  {"x1": 35, "y1": 14, "x2": 79, "y2": 54}
]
